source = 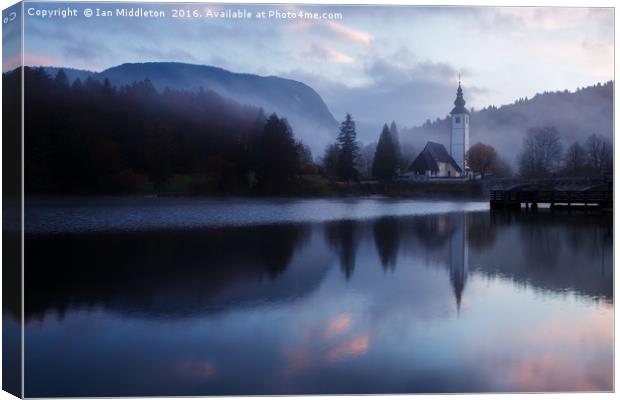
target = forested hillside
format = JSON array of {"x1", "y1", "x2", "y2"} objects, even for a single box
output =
[
  {"x1": 402, "y1": 82, "x2": 613, "y2": 165},
  {"x1": 44, "y1": 62, "x2": 338, "y2": 154},
  {"x1": 17, "y1": 67, "x2": 311, "y2": 195}
]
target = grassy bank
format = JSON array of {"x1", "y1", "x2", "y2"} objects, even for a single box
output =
[
  {"x1": 152, "y1": 174, "x2": 485, "y2": 199},
  {"x1": 31, "y1": 172, "x2": 485, "y2": 199}
]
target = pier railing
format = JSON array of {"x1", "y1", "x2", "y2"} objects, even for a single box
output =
[
  {"x1": 490, "y1": 189, "x2": 612, "y2": 209},
  {"x1": 486, "y1": 177, "x2": 609, "y2": 191}
]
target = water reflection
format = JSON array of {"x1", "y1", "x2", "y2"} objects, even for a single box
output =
[
  {"x1": 23, "y1": 206, "x2": 613, "y2": 396},
  {"x1": 372, "y1": 217, "x2": 400, "y2": 271},
  {"x1": 24, "y1": 210, "x2": 613, "y2": 318},
  {"x1": 479, "y1": 211, "x2": 612, "y2": 301},
  {"x1": 449, "y1": 213, "x2": 468, "y2": 311},
  {"x1": 25, "y1": 224, "x2": 319, "y2": 319},
  {"x1": 324, "y1": 220, "x2": 359, "y2": 280}
]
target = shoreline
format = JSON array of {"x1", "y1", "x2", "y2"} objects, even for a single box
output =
[
  {"x1": 23, "y1": 197, "x2": 491, "y2": 235},
  {"x1": 23, "y1": 192, "x2": 488, "y2": 202},
  {"x1": 23, "y1": 179, "x2": 487, "y2": 201}
]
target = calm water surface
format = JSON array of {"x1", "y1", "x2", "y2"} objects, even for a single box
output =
[{"x1": 15, "y1": 198, "x2": 613, "y2": 396}]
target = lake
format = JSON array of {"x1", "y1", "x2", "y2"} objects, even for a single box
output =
[{"x1": 13, "y1": 197, "x2": 613, "y2": 396}]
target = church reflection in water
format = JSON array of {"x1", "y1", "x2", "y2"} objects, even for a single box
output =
[
  {"x1": 449, "y1": 213, "x2": 468, "y2": 312},
  {"x1": 21, "y1": 209, "x2": 611, "y2": 322}
]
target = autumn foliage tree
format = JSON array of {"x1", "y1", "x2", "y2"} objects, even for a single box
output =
[{"x1": 466, "y1": 142, "x2": 497, "y2": 180}]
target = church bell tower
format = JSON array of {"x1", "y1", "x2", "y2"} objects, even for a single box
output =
[{"x1": 450, "y1": 76, "x2": 470, "y2": 173}]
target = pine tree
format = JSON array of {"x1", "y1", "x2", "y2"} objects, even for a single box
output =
[
  {"x1": 102, "y1": 78, "x2": 114, "y2": 95},
  {"x1": 54, "y1": 69, "x2": 69, "y2": 88},
  {"x1": 372, "y1": 124, "x2": 398, "y2": 182},
  {"x1": 256, "y1": 114, "x2": 300, "y2": 190},
  {"x1": 71, "y1": 77, "x2": 83, "y2": 92},
  {"x1": 337, "y1": 113, "x2": 359, "y2": 181},
  {"x1": 389, "y1": 121, "x2": 402, "y2": 171}
]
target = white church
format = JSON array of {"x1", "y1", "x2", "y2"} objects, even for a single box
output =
[{"x1": 408, "y1": 80, "x2": 470, "y2": 178}]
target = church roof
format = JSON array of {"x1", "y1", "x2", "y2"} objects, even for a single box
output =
[
  {"x1": 450, "y1": 82, "x2": 469, "y2": 115},
  {"x1": 408, "y1": 141, "x2": 462, "y2": 173}
]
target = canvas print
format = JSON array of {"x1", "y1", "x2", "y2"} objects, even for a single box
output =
[{"x1": 1, "y1": 2, "x2": 614, "y2": 397}]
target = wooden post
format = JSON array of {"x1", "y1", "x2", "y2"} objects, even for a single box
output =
[{"x1": 550, "y1": 191, "x2": 555, "y2": 210}]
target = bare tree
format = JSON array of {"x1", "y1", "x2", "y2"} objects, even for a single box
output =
[
  {"x1": 466, "y1": 142, "x2": 497, "y2": 179},
  {"x1": 356, "y1": 142, "x2": 377, "y2": 180},
  {"x1": 400, "y1": 141, "x2": 417, "y2": 173},
  {"x1": 585, "y1": 134, "x2": 612, "y2": 177},
  {"x1": 562, "y1": 141, "x2": 587, "y2": 176},
  {"x1": 518, "y1": 126, "x2": 563, "y2": 178},
  {"x1": 296, "y1": 142, "x2": 314, "y2": 174},
  {"x1": 321, "y1": 144, "x2": 340, "y2": 181}
]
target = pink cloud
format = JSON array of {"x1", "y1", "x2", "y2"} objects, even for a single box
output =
[
  {"x1": 519, "y1": 307, "x2": 613, "y2": 348},
  {"x1": 174, "y1": 359, "x2": 217, "y2": 381},
  {"x1": 281, "y1": 315, "x2": 369, "y2": 378},
  {"x1": 23, "y1": 52, "x2": 62, "y2": 67},
  {"x1": 324, "y1": 313, "x2": 352, "y2": 337},
  {"x1": 283, "y1": 20, "x2": 372, "y2": 46},
  {"x1": 3, "y1": 53, "x2": 21, "y2": 72},
  {"x1": 300, "y1": 44, "x2": 354, "y2": 64},
  {"x1": 4, "y1": 52, "x2": 65, "y2": 72},
  {"x1": 326, "y1": 334, "x2": 369, "y2": 363},
  {"x1": 283, "y1": 348, "x2": 312, "y2": 374},
  {"x1": 283, "y1": 21, "x2": 313, "y2": 32},
  {"x1": 513, "y1": 353, "x2": 609, "y2": 391},
  {"x1": 325, "y1": 21, "x2": 372, "y2": 45}
]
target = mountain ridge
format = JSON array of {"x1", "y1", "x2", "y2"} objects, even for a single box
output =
[
  {"x1": 44, "y1": 62, "x2": 338, "y2": 155},
  {"x1": 37, "y1": 64, "x2": 612, "y2": 165}
]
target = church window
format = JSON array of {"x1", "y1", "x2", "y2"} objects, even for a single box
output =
[{"x1": 455, "y1": 117, "x2": 461, "y2": 124}]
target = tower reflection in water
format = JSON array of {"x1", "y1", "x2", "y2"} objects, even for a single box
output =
[
  {"x1": 449, "y1": 212, "x2": 467, "y2": 312},
  {"x1": 20, "y1": 207, "x2": 612, "y2": 396}
]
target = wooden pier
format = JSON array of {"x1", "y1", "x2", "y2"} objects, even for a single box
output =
[
  {"x1": 488, "y1": 177, "x2": 612, "y2": 211},
  {"x1": 490, "y1": 188, "x2": 612, "y2": 210}
]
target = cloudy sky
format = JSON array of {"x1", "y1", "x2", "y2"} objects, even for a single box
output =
[{"x1": 8, "y1": 3, "x2": 614, "y2": 132}]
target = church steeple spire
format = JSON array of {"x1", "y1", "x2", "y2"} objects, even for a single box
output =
[{"x1": 451, "y1": 78, "x2": 468, "y2": 115}]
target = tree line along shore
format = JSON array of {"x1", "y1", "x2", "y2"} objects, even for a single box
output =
[{"x1": 5, "y1": 67, "x2": 611, "y2": 197}]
